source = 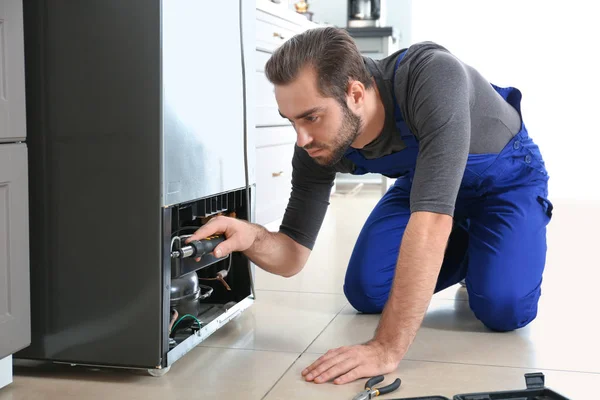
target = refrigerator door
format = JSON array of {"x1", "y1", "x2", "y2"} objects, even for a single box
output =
[
  {"x1": 17, "y1": 0, "x2": 164, "y2": 368},
  {"x1": 0, "y1": 144, "x2": 30, "y2": 359},
  {"x1": 0, "y1": 0, "x2": 27, "y2": 142},
  {"x1": 161, "y1": 0, "x2": 250, "y2": 206}
]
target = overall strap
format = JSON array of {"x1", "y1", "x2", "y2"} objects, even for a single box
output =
[{"x1": 391, "y1": 49, "x2": 409, "y2": 125}]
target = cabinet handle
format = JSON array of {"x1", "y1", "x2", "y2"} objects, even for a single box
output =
[
  {"x1": 273, "y1": 32, "x2": 285, "y2": 40},
  {"x1": 272, "y1": 171, "x2": 284, "y2": 177}
]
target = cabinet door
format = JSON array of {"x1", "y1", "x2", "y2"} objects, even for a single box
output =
[
  {"x1": 255, "y1": 140, "x2": 295, "y2": 225},
  {"x1": 0, "y1": 0, "x2": 27, "y2": 142},
  {"x1": 0, "y1": 144, "x2": 30, "y2": 359}
]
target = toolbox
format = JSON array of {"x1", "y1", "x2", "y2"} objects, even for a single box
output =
[{"x1": 394, "y1": 372, "x2": 570, "y2": 400}]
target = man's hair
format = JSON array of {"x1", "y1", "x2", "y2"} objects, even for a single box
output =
[{"x1": 264, "y1": 27, "x2": 373, "y2": 106}]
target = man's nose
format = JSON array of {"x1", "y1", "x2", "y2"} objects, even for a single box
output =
[{"x1": 296, "y1": 127, "x2": 312, "y2": 148}]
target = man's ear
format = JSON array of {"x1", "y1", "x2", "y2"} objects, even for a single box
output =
[{"x1": 346, "y1": 80, "x2": 366, "y2": 110}]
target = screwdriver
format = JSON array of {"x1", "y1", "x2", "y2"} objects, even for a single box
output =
[{"x1": 170, "y1": 235, "x2": 226, "y2": 259}]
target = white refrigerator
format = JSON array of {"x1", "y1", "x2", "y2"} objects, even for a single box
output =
[{"x1": 0, "y1": 0, "x2": 31, "y2": 389}]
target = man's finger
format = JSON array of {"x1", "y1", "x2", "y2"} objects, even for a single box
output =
[
  {"x1": 333, "y1": 366, "x2": 362, "y2": 385},
  {"x1": 212, "y1": 238, "x2": 236, "y2": 258},
  {"x1": 304, "y1": 351, "x2": 351, "y2": 382},
  {"x1": 186, "y1": 217, "x2": 227, "y2": 243},
  {"x1": 313, "y1": 357, "x2": 358, "y2": 384},
  {"x1": 302, "y1": 347, "x2": 346, "y2": 376}
]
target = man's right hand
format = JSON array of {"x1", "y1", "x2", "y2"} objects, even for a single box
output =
[
  {"x1": 186, "y1": 215, "x2": 310, "y2": 278},
  {"x1": 186, "y1": 216, "x2": 257, "y2": 262}
]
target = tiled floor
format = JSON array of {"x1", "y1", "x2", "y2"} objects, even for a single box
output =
[{"x1": 2, "y1": 187, "x2": 599, "y2": 399}]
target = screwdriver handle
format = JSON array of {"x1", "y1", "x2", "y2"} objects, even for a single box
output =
[
  {"x1": 172, "y1": 235, "x2": 225, "y2": 259},
  {"x1": 190, "y1": 235, "x2": 225, "y2": 256}
]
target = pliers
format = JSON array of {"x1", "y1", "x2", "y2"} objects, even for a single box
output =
[{"x1": 352, "y1": 375, "x2": 402, "y2": 400}]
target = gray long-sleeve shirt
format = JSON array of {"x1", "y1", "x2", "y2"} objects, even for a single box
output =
[{"x1": 279, "y1": 41, "x2": 522, "y2": 250}]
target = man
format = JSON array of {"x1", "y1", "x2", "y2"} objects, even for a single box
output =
[{"x1": 188, "y1": 27, "x2": 553, "y2": 385}]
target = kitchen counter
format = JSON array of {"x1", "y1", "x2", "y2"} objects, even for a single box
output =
[{"x1": 345, "y1": 26, "x2": 395, "y2": 38}]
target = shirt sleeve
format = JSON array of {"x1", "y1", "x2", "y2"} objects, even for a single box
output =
[
  {"x1": 397, "y1": 49, "x2": 471, "y2": 216},
  {"x1": 278, "y1": 145, "x2": 336, "y2": 250}
]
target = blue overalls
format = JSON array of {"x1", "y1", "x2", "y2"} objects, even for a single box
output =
[{"x1": 342, "y1": 50, "x2": 553, "y2": 332}]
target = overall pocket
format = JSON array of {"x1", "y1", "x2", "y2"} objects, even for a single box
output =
[{"x1": 537, "y1": 195, "x2": 554, "y2": 219}]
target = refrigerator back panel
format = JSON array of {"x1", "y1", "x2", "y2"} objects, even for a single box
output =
[{"x1": 162, "y1": 0, "x2": 248, "y2": 206}]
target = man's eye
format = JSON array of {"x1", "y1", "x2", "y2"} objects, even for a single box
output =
[{"x1": 305, "y1": 116, "x2": 318, "y2": 122}]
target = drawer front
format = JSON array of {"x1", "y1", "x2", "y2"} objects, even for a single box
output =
[
  {"x1": 256, "y1": 71, "x2": 289, "y2": 127},
  {"x1": 255, "y1": 143, "x2": 295, "y2": 225},
  {"x1": 256, "y1": 125, "x2": 296, "y2": 148},
  {"x1": 255, "y1": 49, "x2": 272, "y2": 72},
  {"x1": 353, "y1": 37, "x2": 384, "y2": 54},
  {"x1": 256, "y1": 18, "x2": 296, "y2": 53}
]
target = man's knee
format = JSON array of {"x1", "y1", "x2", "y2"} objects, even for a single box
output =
[
  {"x1": 469, "y1": 287, "x2": 541, "y2": 332},
  {"x1": 343, "y1": 277, "x2": 388, "y2": 314}
]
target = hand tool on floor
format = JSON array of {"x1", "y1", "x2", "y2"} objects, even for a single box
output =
[
  {"x1": 170, "y1": 235, "x2": 225, "y2": 259},
  {"x1": 352, "y1": 375, "x2": 402, "y2": 400}
]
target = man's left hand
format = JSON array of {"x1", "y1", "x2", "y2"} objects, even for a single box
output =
[{"x1": 301, "y1": 340, "x2": 402, "y2": 385}]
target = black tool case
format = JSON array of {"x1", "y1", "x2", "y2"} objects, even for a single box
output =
[{"x1": 394, "y1": 373, "x2": 571, "y2": 400}]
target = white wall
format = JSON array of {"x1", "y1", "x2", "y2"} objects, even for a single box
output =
[
  {"x1": 411, "y1": 0, "x2": 600, "y2": 203},
  {"x1": 384, "y1": 0, "x2": 412, "y2": 49}
]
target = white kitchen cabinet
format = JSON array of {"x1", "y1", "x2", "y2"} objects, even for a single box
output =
[
  {"x1": 254, "y1": 1, "x2": 318, "y2": 226},
  {"x1": 255, "y1": 70, "x2": 290, "y2": 127},
  {"x1": 0, "y1": 145, "x2": 30, "y2": 361},
  {"x1": 0, "y1": 0, "x2": 26, "y2": 143},
  {"x1": 254, "y1": 125, "x2": 296, "y2": 225},
  {"x1": 0, "y1": 0, "x2": 30, "y2": 390},
  {"x1": 0, "y1": 356, "x2": 11, "y2": 389},
  {"x1": 0, "y1": 145, "x2": 30, "y2": 388},
  {"x1": 353, "y1": 35, "x2": 398, "y2": 60}
]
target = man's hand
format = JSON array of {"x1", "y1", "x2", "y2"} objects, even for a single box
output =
[
  {"x1": 186, "y1": 216, "x2": 258, "y2": 261},
  {"x1": 187, "y1": 215, "x2": 311, "y2": 278},
  {"x1": 301, "y1": 211, "x2": 452, "y2": 385},
  {"x1": 301, "y1": 340, "x2": 402, "y2": 385}
]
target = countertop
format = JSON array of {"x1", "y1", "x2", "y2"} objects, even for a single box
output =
[{"x1": 345, "y1": 26, "x2": 394, "y2": 38}]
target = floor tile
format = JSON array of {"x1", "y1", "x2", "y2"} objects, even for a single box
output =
[
  {"x1": 265, "y1": 353, "x2": 600, "y2": 399},
  {"x1": 199, "y1": 290, "x2": 347, "y2": 353},
  {"x1": 306, "y1": 292, "x2": 600, "y2": 374},
  {"x1": 254, "y1": 190, "x2": 381, "y2": 294},
  {"x1": 432, "y1": 284, "x2": 467, "y2": 301},
  {"x1": 1, "y1": 348, "x2": 299, "y2": 400}
]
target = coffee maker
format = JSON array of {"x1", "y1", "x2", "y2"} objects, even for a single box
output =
[{"x1": 348, "y1": 0, "x2": 381, "y2": 28}]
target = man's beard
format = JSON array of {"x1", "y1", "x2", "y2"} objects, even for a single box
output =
[{"x1": 306, "y1": 104, "x2": 362, "y2": 167}]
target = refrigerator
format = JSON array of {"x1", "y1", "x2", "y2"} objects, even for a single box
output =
[
  {"x1": 0, "y1": 0, "x2": 31, "y2": 385},
  {"x1": 13, "y1": 0, "x2": 257, "y2": 376}
]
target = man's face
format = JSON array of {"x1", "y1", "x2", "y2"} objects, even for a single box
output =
[{"x1": 274, "y1": 66, "x2": 362, "y2": 167}]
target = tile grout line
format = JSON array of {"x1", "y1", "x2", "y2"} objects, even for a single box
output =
[
  {"x1": 396, "y1": 358, "x2": 600, "y2": 376},
  {"x1": 197, "y1": 344, "x2": 301, "y2": 355},
  {"x1": 297, "y1": 351, "x2": 600, "y2": 376},
  {"x1": 255, "y1": 288, "x2": 344, "y2": 296},
  {"x1": 255, "y1": 287, "x2": 469, "y2": 302},
  {"x1": 299, "y1": 302, "x2": 349, "y2": 355},
  {"x1": 260, "y1": 303, "x2": 349, "y2": 400},
  {"x1": 261, "y1": 353, "x2": 303, "y2": 400}
]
